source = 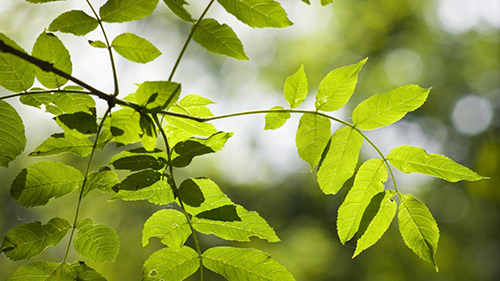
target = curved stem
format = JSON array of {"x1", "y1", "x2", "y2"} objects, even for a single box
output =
[
  {"x1": 62, "y1": 107, "x2": 112, "y2": 264},
  {"x1": 168, "y1": 0, "x2": 216, "y2": 82},
  {"x1": 152, "y1": 114, "x2": 204, "y2": 281}
]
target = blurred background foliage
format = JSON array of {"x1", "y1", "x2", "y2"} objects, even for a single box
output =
[{"x1": 1, "y1": 0, "x2": 499, "y2": 280}]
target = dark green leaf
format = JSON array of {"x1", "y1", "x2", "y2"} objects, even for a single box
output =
[
  {"x1": 284, "y1": 64, "x2": 308, "y2": 108},
  {"x1": 195, "y1": 205, "x2": 240, "y2": 222},
  {"x1": 11, "y1": 161, "x2": 83, "y2": 207},
  {"x1": 142, "y1": 209, "x2": 191, "y2": 249},
  {"x1": 142, "y1": 247, "x2": 200, "y2": 281},
  {"x1": 0, "y1": 217, "x2": 71, "y2": 261},
  {"x1": 163, "y1": 0, "x2": 193, "y2": 22},
  {"x1": 112, "y1": 33, "x2": 162, "y2": 63},
  {"x1": 321, "y1": 0, "x2": 333, "y2": 6},
  {"x1": 193, "y1": 18, "x2": 248, "y2": 60},
  {"x1": 171, "y1": 132, "x2": 233, "y2": 167},
  {"x1": 296, "y1": 113, "x2": 331, "y2": 170},
  {"x1": 109, "y1": 147, "x2": 168, "y2": 171},
  {"x1": 117, "y1": 170, "x2": 162, "y2": 190},
  {"x1": 29, "y1": 133, "x2": 93, "y2": 157},
  {"x1": 317, "y1": 126, "x2": 363, "y2": 194},
  {"x1": 178, "y1": 178, "x2": 206, "y2": 208},
  {"x1": 48, "y1": 10, "x2": 99, "y2": 36},
  {"x1": 68, "y1": 261, "x2": 107, "y2": 281},
  {"x1": 55, "y1": 112, "x2": 98, "y2": 137},
  {"x1": 6, "y1": 261, "x2": 73, "y2": 281},
  {"x1": 301, "y1": 0, "x2": 311, "y2": 5},
  {"x1": 74, "y1": 218, "x2": 120, "y2": 262},
  {"x1": 0, "y1": 100, "x2": 26, "y2": 167},
  {"x1": 217, "y1": 0, "x2": 293, "y2": 28},
  {"x1": 203, "y1": 247, "x2": 295, "y2": 280},
  {"x1": 0, "y1": 33, "x2": 35, "y2": 92},
  {"x1": 32, "y1": 32, "x2": 72, "y2": 89},
  {"x1": 113, "y1": 177, "x2": 174, "y2": 205},
  {"x1": 264, "y1": 106, "x2": 290, "y2": 130},
  {"x1": 88, "y1": 40, "x2": 107, "y2": 48},
  {"x1": 100, "y1": 0, "x2": 159, "y2": 23}
]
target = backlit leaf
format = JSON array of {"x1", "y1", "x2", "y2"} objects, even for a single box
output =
[
  {"x1": 203, "y1": 247, "x2": 295, "y2": 281},
  {"x1": 109, "y1": 147, "x2": 168, "y2": 171},
  {"x1": 112, "y1": 33, "x2": 161, "y2": 63},
  {"x1": 11, "y1": 161, "x2": 83, "y2": 207},
  {"x1": 89, "y1": 40, "x2": 107, "y2": 48},
  {"x1": 163, "y1": 0, "x2": 193, "y2": 22},
  {"x1": 100, "y1": 0, "x2": 159, "y2": 23},
  {"x1": 110, "y1": 107, "x2": 141, "y2": 145},
  {"x1": 128, "y1": 81, "x2": 181, "y2": 112},
  {"x1": 315, "y1": 58, "x2": 366, "y2": 112},
  {"x1": 317, "y1": 126, "x2": 363, "y2": 194},
  {"x1": 32, "y1": 32, "x2": 72, "y2": 89},
  {"x1": 321, "y1": 0, "x2": 333, "y2": 6},
  {"x1": 142, "y1": 209, "x2": 191, "y2": 249},
  {"x1": 264, "y1": 106, "x2": 290, "y2": 130},
  {"x1": 353, "y1": 85, "x2": 430, "y2": 130},
  {"x1": 113, "y1": 171, "x2": 174, "y2": 205},
  {"x1": 6, "y1": 261, "x2": 72, "y2": 281},
  {"x1": 193, "y1": 18, "x2": 248, "y2": 60},
  {"x1": 55, "y1": 112, "x2": 98, "y2": 137},
  {"x1": 178, "y1": 178, "x2": 232, "y2": 215},
  {"x1": 217, "y1": 0, "x2": 293, "y2": 28},
  {"x1": 142, "y1": 247, "x2": 199, "y2": 281},
  {"x1": 398, "y1": 194, "x2": 439, "y2": 270},
  {"x1": 83, "y1": 167, "x2": 120, "y2": 196},
  {"x1": 171, "y1": 132, "x2": 233, "y2": 167},
  {"x1": 74, "y1": 218, "x2": 120, "y2": 262},
  {"x1": 337, "y1": 159, "x2": 387, "y2": 244},
  {"x1": 19, "y1": 91, "x2": 54, "y2": 111},
  {"x1": 284, "y1": 64, "x2": 308, "y2": 108},
  {"x1": 387, "y1": 145, "x2": 486, "y2": 182},
  {"x1": 52, "y1": 87, "x2": 96, "y2": 114},
  {"x1": 0, "y1": 33, "x2": 35, "y2": 92},
  {"x1": 48, "y1": 10, "x2": 99, "y2": 36},
  {"x1": 0, "y1": 100, "x2": 26, "y2": 167},
  {"x1": 296, "y1": 113, "x2": 331, "y2": 170},
  {"x1": 353, "y1": 189, "x2": 397, "y2": 258},
  {"x1": 29, "y1": 133, "x2": 93, "y2": 157},
  {"x1": 0, "y1": 217, "x2": 71, "y2": 261}
]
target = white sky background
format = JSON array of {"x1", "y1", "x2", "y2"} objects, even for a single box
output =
[{"x1": 1, "y1": 0, "x2": 498, "y2": 189}]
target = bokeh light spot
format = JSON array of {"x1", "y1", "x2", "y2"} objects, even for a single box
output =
[{"x1": 451, "y1": 95, "x2": 493, "y2": 136}]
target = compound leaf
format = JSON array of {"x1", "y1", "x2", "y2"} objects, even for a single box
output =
[
  {"x1": 337, "y1": 159, "x2": 387, "y2": 244},
  {"x1": 0, "y1": 217, "x2": 71, "y2": 261},
  {"x1": 0, "y1": 33, "x2": 35, "y2": 92},
  {"x1": 29, "y1": 133, "x2": 93, "y2": 157},
  {"x1": 32, "y1": 32, "x2": 72, "y2": 89},
  {"x1": 264, "y1": 106, "x2": 290, "y2": 130},
  {"x1": 398, "y1": 194, "x2": 439, "y2": 270},
  {"x1": 142, "y1": 247, "x2": 199, "y2": 281},
  {"x1": 317, "y1": 126, "x2": 363, "y2": 194},
  {"x1": 203, "y1": 247, "x2": 295, "y2": 281},
  {"x1": 0, "y1": 100, "x2": 26, "y2": 167},
  {"x1": 296, "y1": 113, "x2": 331, "y2": 170},
  {"x1": 315, "y1": 58, "x2": 366, "y2": 112},
  {"x1": 163, "y1": 0, "x2": 193, "y2": 22},
  {"x1": 142, "y1": 209, "x2": 191, "y2": 249},
  {"x1": 6, "y1": 261, "x2": 73, "y2": 281},
  {"x1": 193, "y1": 18, "x2": 248, "y2": 60},
  {"x1": 353, "y1": 85, "x2": 430, "y2": 130},
  {"x1": 171, "y1": 132, "x2": 233, "y2": 167},
  {"x1": 48, "y1": 10, "x2": 99, "y2": 36},
  {"x1": 217, "y1": 0, "x2": 293, "y2": 28},
  {"x1": 387, "y1": 145, "x2": 486, "y2": 182},
  {"x1": 284, "y1": 64, "x2": 308, "y2": 108},
  {"x1": 353, "y1": 189, "x2": 397, "y2": 258},
  {"x1": 100, "y1": 0, "x2": 159, "y2": 23},
  {"x1": 112, "y1": 33, "x2": 161, "y2": 63},
  {"x1": 11, "y1": 161, "x2": 83, "y2": 207},
  {"x1": 74, "y1": 218, "x2": 120, "y2": 262}
]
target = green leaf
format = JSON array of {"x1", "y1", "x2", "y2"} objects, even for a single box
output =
[
  {"x1": 352, "y1": 85, "x2": 430, "y2": 130},
  {"x1": 68, "y1": 261, "x2": 107, "y2": 281},
  {"x1": 52, "y1": 87, "x2": 96, "y2": 114},
  {"x1": 321, "y1": 0, "x2": 333, "y2": 6},
  {"x1": 296, "y1": 113, "x2": 331, "y2": 170},
  {"x1": 217, "y1": 0, "x2": 293, "y2": 28},
  {"x1": 337, "y1": 159, "x2": 387, "y2": 244},
  {"x1": 20, "y1": 91, "x2": 54, "y2": 112},
  {"x1": 353, "y1": 189, "x2": 397, "y2": 258},
  {"x1": 83, "y1": 167, "x2": 120, "y2": 196},
  {"x1": 192, "y1": 18, "x2": 248, "y2": 60},
  {"x1": 110, "y1": 147, "x2": 168, "y2": 171},
  {"x1": 301, "y1": 0, "x2": 311, "y2": 5},
  {"x1": 55, "y1": 112, "x2": 98, "y2": 137},
  {"x1": 110, "y1": 107, "x2": 141, "y2": 145},
  {"x1": 100, "y1": 0, "x2": 159, "y2": 23},
  {"x1": 6, "y1": 261, "x2": 73, "y2": 281},
  {"x1": 178, "y1": 178, "x2": 232, "y2": 215},
  {"x1": 48, "y1": 10, "x2": 99, "y2": 36},
  {"x1": 74, "y1": 218, "x2": 120, "y2": 262},
  {"x1": 112, "y1": 33, "x2": 162, "y2": 63},
  {"x1": 164, "y1": 116, "x2": 217, "y2": 139},
  {"x1": 387, "y1": 145, "x2": 487, "y2": 182},
  {"x1": 171, "y1": 132, "x2": 233, "y2": 167},
  {"x1": 113, "y1": 171, "x2": 174, "y2": 205},
  {"x1": 315, "y1": 58, "x2": 367, "y2": 112},
  {"x1": 142, "y1": 247, "x2": 200, "y2": 281},
  {"x1": 284, "y1": 65, "x2": 308, "y2": 108},
  {"x1": 29, "y1": 133, "x2": 93, "y2": 157},
  {"x1": 0, "y1": 33, "x2": 35, "y2": 92},
  {"x1": 89, "y1": 40, "x2": 107, "y2": 48},
  {"x1": 264, "y1": 106, "x2": 290, "y2": 130},
  {"x1": 193, "y1": 205, "x2": 279, "y2": 242},
  {"x1": 11, "y1": 161, "x2": 83, "y2": 207},
  {"x1": 317, "y1": 126, "x2": 363, "y2": 194},
  {"x1": 139, "y1": 113, "x2": 157, "y2": 151},
  {"x1": 25, "y1": 0, "x2": 64, "y2": 3},
  {"x1": 32, "y1": 32, "x2": 72, "y2": 89},
  {"x1": 142, "y1": 209, "x2": 191, "y2": 249},
  {"x1": 195, "y1": 205, "x2": 240, "y2": 221},
  {"x1": 203, "y1": 247, "x2": 295, "y2": 281},
  {"x1": 163, "y1": 0, "x2": 193, "y2": 22},
  {"x1": 0, "y1": 100, "x2": 26, "y2": 167},
  {"x1": 117, "y1": 170, "x2": 162, "y2": 190},
  {"x1": 398, "y1": 194, "x2": 439, "y2": 270},
  {"x1": 178, "y1": 94, "x2": 215, "y2": 116},
  {"x1": 128, "y1": 81, "x2": 181, "y2": 112},
  {"x1": 0, "y1": 217, "x2": 71, "y2": 261}
]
